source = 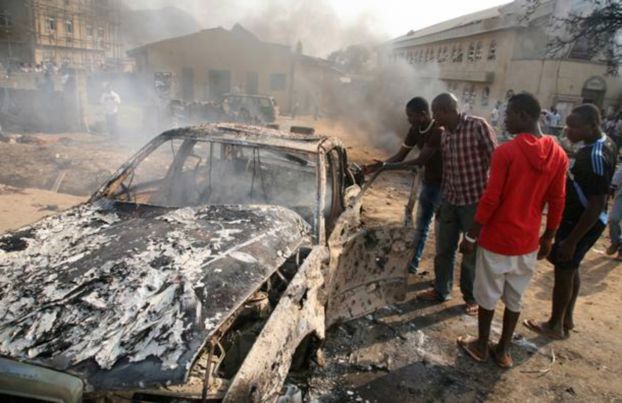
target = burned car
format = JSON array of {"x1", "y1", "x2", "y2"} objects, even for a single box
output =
[{"x1": 0, "y1": 123, "x2": 416, "y2": 402}]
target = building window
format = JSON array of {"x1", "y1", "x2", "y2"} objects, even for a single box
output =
[
  {"x1": 270, "y1": 73, "x2": 286, "y2": 91},
  {"x1": 97, "y1": 26, "x2": 104, "y2": 38},
  {"x1": 475, "y1": 41, "x2": 483, "y2": 60},
  {"x1": 47, "y1": 17, "x2": 57, "y2": 31},
  {"x1": 481, "y1": 87, "x2": 490, "y2": 106},
  {"x1": 86, "y1": 24, "x2": 93, "y2": 38},
  {"x1": 65, "y1": 19, "x2": 73, "y2": 34},
  {"x1": 488, "y1": 40, "x2": 497, "y2": 60},
  {"x1": 568, "y1": 37, "x2": 593, "y2": 60},
  {"x1": 467, "y1": 42, "x2": 475, "y2": 62},
  {"x1": 0, "y1": 12, "x2": 12, "y2": 27},
  {"x1": 455, "y1": 45, "x2": 463, "y2": 62},
  {"x1": 436, "y1": 47, "x2": 442, "y2": 62}
]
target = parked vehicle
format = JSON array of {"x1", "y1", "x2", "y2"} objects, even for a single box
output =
[{"x1": 223, "y1": 94, "x2": 279, "y2": 123}]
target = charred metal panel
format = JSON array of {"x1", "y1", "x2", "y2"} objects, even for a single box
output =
[
  {"x1": 0, "y1": 201, "x2": 310, "y2": 391},
  {"x1": 326, "y1": 225, "x2": 415, "y2": 327},
  {"x1": 223, "y1": 246, "x2": 328, "y2": 403}
]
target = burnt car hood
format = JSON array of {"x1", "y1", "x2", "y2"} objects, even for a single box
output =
[{"x1": 0, "y1": 200, "x2": 310, "y2": 390}]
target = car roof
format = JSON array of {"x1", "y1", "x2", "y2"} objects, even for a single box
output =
[{"x1": 161, "y1": 123, "x2": 342, "y2": 154}]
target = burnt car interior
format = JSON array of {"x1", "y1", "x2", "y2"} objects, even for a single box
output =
[{"x1": 107, "y1": 138, "x2": 327, "y2": 228}]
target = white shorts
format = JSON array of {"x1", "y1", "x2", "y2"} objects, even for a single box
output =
[{"x1": 474, "y1": 247, "x2": 537, "y2": 312}]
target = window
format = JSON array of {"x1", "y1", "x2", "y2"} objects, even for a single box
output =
[
  {"x1": 86, "y1": 24, "x2": 93, "y2": 38},
  {"x1": 47, "y1": 17, "x2": 56, "y2": 31},
  {"x1": 475, "y1": 41, "x2": 482, "y2": 60},
  {"x1": 436, "y1": 47, "x2": 442, "y2": 62},
  {"x1": 65, "y1": 19, "x2": 73, "y2": 34},
  {"x1": 455, "y1": 45, "x2": 463, "y2": 62},
  {"x1": 488, "y1": 40, "x2": 497, "y2": 60},
  {"x1": 568, "y1": 37, "x2": 594, "y2": 60},
  {"x1": 481, "y1": 87, "x2": 490, "y2": 106},
  {"x1": 270, "y1": 73, "x2": 286, "y2": 91},
  {"x1": 97, "y1": 26, "x2": 104, "y2": 38},
  {"x1": 467, "y1": 42, "x2": 475, "y2": 62},
  {"x1": 0, "y1": 12, "x2": 12, "y2": 27}
]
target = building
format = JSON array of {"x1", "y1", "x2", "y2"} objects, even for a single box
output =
[
  {"x1": 383, "y1": 0, "x2": 622, "y2": 121},
  {"x1": 0, "y1": 0, "x2": 123, "y2": 71},
  {"x1": 127, "y1": 24, "x2": 339, "y2": 113}
]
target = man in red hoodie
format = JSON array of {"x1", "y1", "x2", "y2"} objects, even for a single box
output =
[{"x1": 456, "y1": 93, "x2": 568, "y2": 368}]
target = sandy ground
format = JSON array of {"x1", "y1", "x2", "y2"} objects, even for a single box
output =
[{"x1": 1, "y1": 117, "x2": 621, "y2": 402}]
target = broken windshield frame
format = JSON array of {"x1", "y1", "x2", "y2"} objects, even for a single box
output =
[{"x1": 98, "y1": 137, "x2": 327, "y2": 234}]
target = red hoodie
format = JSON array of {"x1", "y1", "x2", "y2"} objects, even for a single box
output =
[{"x1": 476, "y1": 133, "x2": 568, "y2": 256}]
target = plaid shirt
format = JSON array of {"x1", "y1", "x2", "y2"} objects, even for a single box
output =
[{"x1": 441, "y1": 114, "x2": 497, "y2": 206}]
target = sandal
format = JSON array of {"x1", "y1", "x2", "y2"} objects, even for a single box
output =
[
  {"x1": 464, "y1": 302, "x2": 478, "y2": 316},
  {"x1": 489, "y1": 343, "x2": 513, "y2": 369},
  {"x1": 457, "y1": 335, "x2": 488, "y2": 363}
]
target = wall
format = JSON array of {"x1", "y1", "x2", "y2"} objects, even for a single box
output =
[{"x1": 134, "y1": 29, "x2": 294, "y2": 108}]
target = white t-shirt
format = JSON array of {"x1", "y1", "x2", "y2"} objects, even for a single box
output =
[{"x1": 101, "y1": 90, "x2": 121, "y2": 115}]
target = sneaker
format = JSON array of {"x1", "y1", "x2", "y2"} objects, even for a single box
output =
[
  {"x1": 606, "y1": 243, "x2": 619, "y2": 255},
  {"x1": 408, "y1": 263, "x2": 418, "y2": 274}
]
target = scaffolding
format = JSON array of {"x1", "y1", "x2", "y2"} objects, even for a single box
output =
[{"x1": 1, "y1": 0, "x2": 125, "y2": 71}]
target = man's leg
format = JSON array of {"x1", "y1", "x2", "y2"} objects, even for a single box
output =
[
  {"x1": 607, "y1": 194, "x2": 622, "y2": 254},
  {"x1": 458, "y1": 247, "x2": 504, "y2": 362},
  {"x1": 410, "y1": 183, "x2": 442, "y2": 272},
  {"x1": 548, "y1": 266, "x2": 577, "y2": 334},
  {"x1": 496, "y1": 251, "x2": 536, "y2": 366},
  {"x1": 429, "y1": 202, "x2": 460, "y2": 301},
  {"x1": 457, "y1": 203, "x2": 479, "y2": 305},
  {"x1": 564, "y1": 269, "x2": 580, "y2": 331}
]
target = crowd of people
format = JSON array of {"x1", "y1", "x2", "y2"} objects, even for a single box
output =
[{"x1": 363, "y1": 92, "x2": 618, "y2": 368}]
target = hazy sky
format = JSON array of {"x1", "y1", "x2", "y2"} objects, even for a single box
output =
[
  {"x1": 129, "y1": 0, "x2": 512, "y2": 38},
  {"x1": 128, "y1": 0, "x2": 513, "y2": 56}
]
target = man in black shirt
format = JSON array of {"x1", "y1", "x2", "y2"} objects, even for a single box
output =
[
  {"x1": 525, "y1": 104, "x2": 616, "y2": 339},
  {"x1": 363, "y1": 97, "x2": 443, "y2": 273}
]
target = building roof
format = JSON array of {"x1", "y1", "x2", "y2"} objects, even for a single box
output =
[
  {"x1": 392, "y1": 2, "x2": 512, "y2": 44},
  {"x1": 127, "y1": 23, "x2": 290, "y2": 55}
]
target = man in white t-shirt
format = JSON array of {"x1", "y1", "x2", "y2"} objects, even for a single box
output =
[{"x1": 100, "y1": 84, "x2": 121, "y2": 138}]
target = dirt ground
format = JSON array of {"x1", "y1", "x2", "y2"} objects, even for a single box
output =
[{"x1": 1, "y1": 117, "x2": 621, "y2": 402}]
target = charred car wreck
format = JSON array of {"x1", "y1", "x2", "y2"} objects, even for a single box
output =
[{"x1": 0, "y1": 123, "x2": 417, "y2": 402}]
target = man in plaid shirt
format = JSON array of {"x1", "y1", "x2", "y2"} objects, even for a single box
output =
[{"x1": 419, "y1": 93, "x2": 497, "y2": 315}]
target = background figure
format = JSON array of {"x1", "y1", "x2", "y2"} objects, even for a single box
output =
[
  {"x1": 607, "y1": 162, "x2": 622, "y2": 260},
  {"x1": 100, "y1": 84, "x2": 121, "y2": 139}
]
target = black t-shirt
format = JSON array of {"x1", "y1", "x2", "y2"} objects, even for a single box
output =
[
  {"x1": 405, "y1": 124, "x2": 443, "y2": 185},
  {"x1": 563, "y1": 135, "x2": 617, "y2": 223}
]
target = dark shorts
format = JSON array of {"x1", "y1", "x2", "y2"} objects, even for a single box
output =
[{"x1": 548, "y1": 220, "x2": 605, "y2": 270}]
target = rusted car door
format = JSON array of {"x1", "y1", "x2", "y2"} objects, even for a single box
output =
[{"x1": 325, "y1": 169, "x2": 420, "y2": 326}]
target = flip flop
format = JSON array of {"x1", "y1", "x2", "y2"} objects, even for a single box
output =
[
  {"x1": 464, "y1": 303, "x2": 478, "y2": 316},
  {"x1": 489, "y1": 343, "x2": 513, "y2": 369},
  {"x1": 457, "y1": 335, "x2": 488, "y2": 363},
  {"x1": 418, "y1": 289, "x2": 444, "y2": 302},
  {"x1": 523, "y1": 319, "x2": 565, "y2": 340}
]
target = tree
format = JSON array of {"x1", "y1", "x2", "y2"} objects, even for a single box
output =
[
  {"x1": 327, "y1": 45, "x2": 371, "y2": 74},
  {"x1": 524, "y1": 0, "x2": 621, "y2": 74}
]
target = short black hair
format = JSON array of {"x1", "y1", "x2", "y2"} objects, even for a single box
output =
[
  {"x1": 572, "y1": 103, "x2": 601, "y2": 127},
  {"x1": 406, "y1": 97, "x2": 429, "y2": 113},
  {"x1": 508, "y1": 92, "x2": 541, "y2": 119}
]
